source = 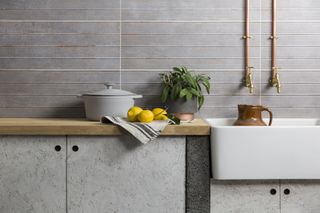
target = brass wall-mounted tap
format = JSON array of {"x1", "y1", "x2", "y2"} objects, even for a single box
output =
[
  {"x1": 270, "y1": 68, "x2": 281, "y2": 93},
  {"x1": 245, "y1": 67, "x2": 254, "y2": 93}
]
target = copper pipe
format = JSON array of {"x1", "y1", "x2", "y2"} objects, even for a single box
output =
[
  {"x1": 243, "y1": 0, "x2": 254, "y2": 93},
  {"x1": 271, "y1": 0, "x2": 277, "y2": 70},
  {"x1": 270, "y1": 0, "x2": 281, "y2": 93}
]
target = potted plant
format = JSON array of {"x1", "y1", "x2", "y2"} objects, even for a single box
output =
[{"x1": 160, "y1": 66, "x2": 211, "y2": 121}]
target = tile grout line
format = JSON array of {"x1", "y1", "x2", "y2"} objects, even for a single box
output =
[
  {"x1": 259, "y1": 0, "x2": 262, "y2": 104},
  {"x1": 119, "y1": 0, "x2": 122, "y2": 89}
]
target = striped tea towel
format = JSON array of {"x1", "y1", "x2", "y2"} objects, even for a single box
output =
[{"x1": 101, "y1": 116, "x2": 169, "y2": 144}]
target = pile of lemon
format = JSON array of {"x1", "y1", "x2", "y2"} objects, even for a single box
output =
[{"x1": 127, "y1": 106, "x2": 168, "y2": 123}]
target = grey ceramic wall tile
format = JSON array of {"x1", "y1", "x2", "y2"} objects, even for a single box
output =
[
  {"x1": 122, "y1": 83, "x2": 260, "y2": 96},
  {"x1": 121, "y1": 83, "x2": 162, "y2": 96},
  {"x1": 275, "y1": 35, "x2": 320, "y2": 46},
  {"x1": 122, "y1": 0, "x2": 260, "y2": 9},
  {"x1": 262, "y1": 96, "x2": 320, "y2": 108},
  {"x1": 0, "y1": 46, "x2": 120, "y2": 57},
  {"x1": 122, "y1": 34, "x2": 260, "y2": 46},
  {"x1": 0, "y1": 58, "x2": 120, "y2": 69},
  {"x1": 1, "y1": 0, "x2": 320, "y2": 119},
  {"x1": 121, "y1": 71, "x2": 259, "y2": 84},
  {"x1": 261, "y1": 84, "x2": 320, "y2": 96},
  {"x1": 0, "y1": 83, "x2": 106, "y2": 95},
  {"x1": 134, "y1": 95, "x2": 260, "y2": 109},
  {"x1": 0, "y1": 34, "x2": 120, "y2": 46},
  {"x1": 122, "y1": 58, "x2": 261, "y2": 69},
  {"x1": 0, "y1": 107, "x2": 85, "y2": 117},
  {"x1": 0, "y1": 71, "x2": 120, "y2": 83},
  {"x1": 261, "y1": 71, "x2": 320, "y2": 84},
  {"x1": 261, "y1": 0, "x2": 320, "y2": 8},
  {"x1": 0, "y1": 9, "x2": 120, "y2": 20},
  {"x1": 0, "y1": 0, "x2": 120, "y2": 9},
  {"x1": 200, "y1": 107, "x2": 320, "y2": 118},
  {"x1": 261, "y1": 46, "x2": 320, "y2": 59},
  {"x1": 261, "y1": 22, "x2": 320, "y2": 34},
  {"x1": 261, "y1": 59, "x2": 320, "y2": 69},
  {"x1": 0, "y1": 22, "x2": 120, "y2": 34},
  {"x1": 0, "y1": 95, "x2": 82, "y2": 107},
  {"x1": 122, "y1": 22, "x2": 261, "y2": 34},
  {"x1": 203, "y1": 96, "x2": 261, "y2": 107},
  {"x1": 262, "y1": 8, "x2": 320, "y2": 21},
  {"x1": 266, "y1": 108, "x2": 320, "y2": 118},
  {"x1": 122, "y1": 9, "x2": 261, "y2": 21},
  {"x1": 122, "y1": 46, "x2": 259, "y2": 58},
  {"x1": 198, "y1": 107, "x2": 238, "y2": 118}
]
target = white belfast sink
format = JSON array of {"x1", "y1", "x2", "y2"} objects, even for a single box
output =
[{"x1": 206, "y1": 118, "x2": 320, "y2": 180}]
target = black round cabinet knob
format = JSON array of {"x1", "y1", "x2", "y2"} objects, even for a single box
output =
[
  {"x1": 55, "y1": 145, "x2": 62, "y2": 152},
  {"x1": 284, "y1": 188, "x2": 290, "y2": 195},
  {"x1": 270, "y1": 188, "x2": 277, "y2": 195},
  {"x1": 72, "y1": 145, "x2": 79, "y2": 152}
]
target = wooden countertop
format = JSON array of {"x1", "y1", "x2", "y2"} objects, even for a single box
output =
[{"x1": 0, "y1": 118, "x2": 210, "y2": 136}]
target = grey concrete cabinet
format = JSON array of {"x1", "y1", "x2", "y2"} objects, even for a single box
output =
[
  {"x1": 281, "y1": 181, "x2": 320, "y2": 213},
  {"x1": 0, "y1": 136, "x2": 66, "y2": 213},
  {"x1": 211, "y1": 180, "x2": 320, "y2": 213},
  {"x1": 210, "y1": 180, "x2": 280, "y2": 213},
  {"x1": 0, "y1": 135, "x2": 208, "y2": 213},
  {"x1": 67, "y1": 136, "x2": 186, "y2": 213}
]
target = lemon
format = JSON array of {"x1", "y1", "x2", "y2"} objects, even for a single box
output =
[
  {"x1": 137, "y1": 110, "x2": 154, "y2": 123},
  {"x1": 159, "y1": 115, "x2": 169, "y2": 120},
  {"x1": 152, "y1": 108, "x2": 168, "y2": 120},
  {"x1": 127, "y1": 106, "x2": 143, "y2": 122}
]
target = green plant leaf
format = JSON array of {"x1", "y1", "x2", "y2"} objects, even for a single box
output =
[
  {"x1": 171, "y1": 83, "x2": 181, "y2": 100},
  {"x1": 189, "y1": 87, "x2": 201, "y2": 97},
  {"x1": 198, "y1": 95, "x2": 204, "y2": 109},
  {"x1": 160, "y1": 66, "x2": 211, "y2": 108},
  {"x1": 173, "y1": 67, "x2": 181, "y2": 72},
  {"x1": 186, "y1": 93, "x2": 192, "y2": 101},
  {"x1": 167, "y1": 113, "x2": 181, "y2": 125},
  {"x1": 161, "y1": 85, "x2": 170, "y2": 103},
  {"x1": 186, "y1": 91, "x2": 193, "y2": 100},
  {"x1": 179, "y1": 88, "x2": 188, "y2": 98},
  {"x1": 181, "y1": 66, "x2": 188, "y2": 73},
  {"x1": 202, "y1": 79, "x2": 210, "y2": 94}
]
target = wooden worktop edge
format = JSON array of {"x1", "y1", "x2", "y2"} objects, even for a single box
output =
[{"x1": 0, "y1": 118, "x2": 210, "y2": 136}]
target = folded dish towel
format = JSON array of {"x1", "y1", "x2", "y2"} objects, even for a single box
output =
[{"x1": 101, "y1": 116, "x2": 169, "y2": 144}]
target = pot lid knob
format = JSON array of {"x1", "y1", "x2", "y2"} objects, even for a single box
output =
[{"x1": 104, "y1": 83, "x2": 115, "y2": 89}]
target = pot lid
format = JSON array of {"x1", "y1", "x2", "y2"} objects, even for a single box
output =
[{"x1": 82, "y1": 83, "x2": 141, "y2": 97}]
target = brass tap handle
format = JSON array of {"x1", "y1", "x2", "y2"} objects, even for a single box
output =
[
  {"x1": 269, "y1": 35, "x2": 279, "y2": 40},
  {"x1": 247, "y1": 73, "x2": 254, "y2": 94},
  {"x1": 242, "y1": 35, "x2": 252, "y2": 39},
  {"x1": 270, "y1": 68, "x2": 281, "y2": 93},
  {"x1": 245, "y1": 67, "x2": 254, "y2": 93},
  {"x1": 275, "y1": 73, "x2": 281, "y2": 93}
]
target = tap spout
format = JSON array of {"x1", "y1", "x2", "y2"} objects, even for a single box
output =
[
  {"x1": 270, "y1": 68, "x2": 281, "y2": 93},
  {"x1": 245, "y1": 67, "x2": 254, "y2": 93}
]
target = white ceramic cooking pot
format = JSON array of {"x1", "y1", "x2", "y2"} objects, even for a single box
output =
[{"x1": 80, "y1": 83, "x2": 142, "y2": 121}]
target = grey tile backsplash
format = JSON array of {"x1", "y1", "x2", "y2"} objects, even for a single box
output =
[{"x1": 0, "y1": 0, "x2": 319, "y2": 118}]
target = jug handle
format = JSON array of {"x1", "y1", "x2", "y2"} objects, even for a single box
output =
[{"x1": 262, "y1": 107, "x2": 273, "y2": 126}]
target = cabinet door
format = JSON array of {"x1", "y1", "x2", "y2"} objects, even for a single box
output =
[
  {"x1": 211, "y1": 180, "x2": 280, "y2": 213},
  {"x1": 0, "y1": 136, "x2": 66, "y2": 213},
  {"x1": 281, "y1": 180, "x2": 320, "y2": 213},
  {"x1": 67, "y1": 136, "x2": 185, "y2": 213}
]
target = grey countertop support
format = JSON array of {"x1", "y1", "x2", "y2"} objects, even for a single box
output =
[{"x1": 186, "y1": 136, "x2": 211, "y2": 213}]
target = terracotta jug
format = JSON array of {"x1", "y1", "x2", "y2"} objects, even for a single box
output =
[{"x1": 233, "y1": 105, "x2": 273, "y2": 126}]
